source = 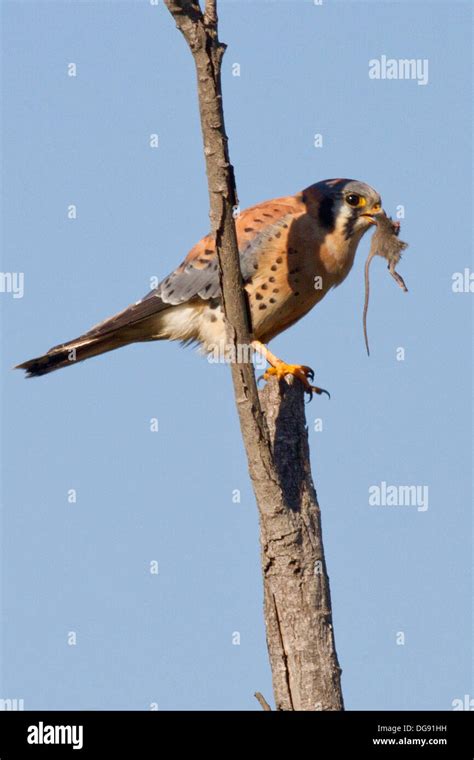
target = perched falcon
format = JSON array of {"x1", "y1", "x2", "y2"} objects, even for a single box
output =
[{"x1": 16, "y1": 178, "x2": 383, "y2": 393}]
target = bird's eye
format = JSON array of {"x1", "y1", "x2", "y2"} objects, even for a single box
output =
[{"x1": 345, "y1": 193, "x2": 366, "y2": 208}]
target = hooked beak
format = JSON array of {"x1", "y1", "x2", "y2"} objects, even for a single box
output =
[{"x1": 361, "y1": 204, "x2": 383, "y2": 225}]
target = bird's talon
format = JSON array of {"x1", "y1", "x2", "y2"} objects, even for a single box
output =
[
  {"x1": 262, "y1": 367, "x2": 277, "y2": 380},
  {"x1": 304, "y1": 386, "x2": 330, "y2": 402},
  {"x1": 259, "y1": 360, "x2": 329, "y2": 401},
  {"x1": 313, "y1": 386, "x2": 331, "y2": 400}
]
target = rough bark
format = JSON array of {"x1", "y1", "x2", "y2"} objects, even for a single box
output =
[
  {"x1": 258, "y1": 377, "x2": 343, "y2": 710},
  {"x1": 164, "y1": 0, "x2": 343, "y2": 711}
]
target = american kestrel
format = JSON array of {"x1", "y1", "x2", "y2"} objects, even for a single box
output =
[{"x1": 17, "y1": 178, "x2": 383, "y2": 394}]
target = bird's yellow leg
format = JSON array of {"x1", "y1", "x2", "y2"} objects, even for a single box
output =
[{"x1": 251, "y1": 340, "x2": 329, "y2": 400}]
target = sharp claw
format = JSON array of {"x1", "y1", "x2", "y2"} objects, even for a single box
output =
[
  {"x1": 257, "y1": 361, "x2": 329, "y2": 401},
  {"x1": 307, "y1": 385, "x2": 331, "y2": 401}
]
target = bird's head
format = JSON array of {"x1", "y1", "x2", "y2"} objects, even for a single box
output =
[{"x1": 304, "y1": 178, "x2": 383, "y2": 238}]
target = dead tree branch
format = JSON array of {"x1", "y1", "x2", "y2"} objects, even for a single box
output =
[
  {"x1": 164, "y1": 0, "x2": 344, "y2": 711},
  {"x1": 254, "y1": 692, "x2": 272, "y2": 712}
]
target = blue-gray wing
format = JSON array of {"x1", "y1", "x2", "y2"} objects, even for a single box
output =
[
  {"x1": 81, "y1": 205, "x2": 297, "y2": 338},
  {"x1": 156, "y1": 208, "x2": 296, "y2": 305}
]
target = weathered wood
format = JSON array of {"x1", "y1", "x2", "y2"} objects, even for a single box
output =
[{"x1": 259, "y1": 377, "x2": 344, "y2": 710}]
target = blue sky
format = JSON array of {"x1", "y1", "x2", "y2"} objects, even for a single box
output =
[{"x1": 1, "y1": 0, "x2": 472, "y2": 710}]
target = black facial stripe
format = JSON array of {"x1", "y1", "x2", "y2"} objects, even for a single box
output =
[
  {"x1": 318, "y1": 196, "x2": 336, "y2": 231},
  {"x1": 343, "y1": 210, "x2": 358, "y2": 240}
]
